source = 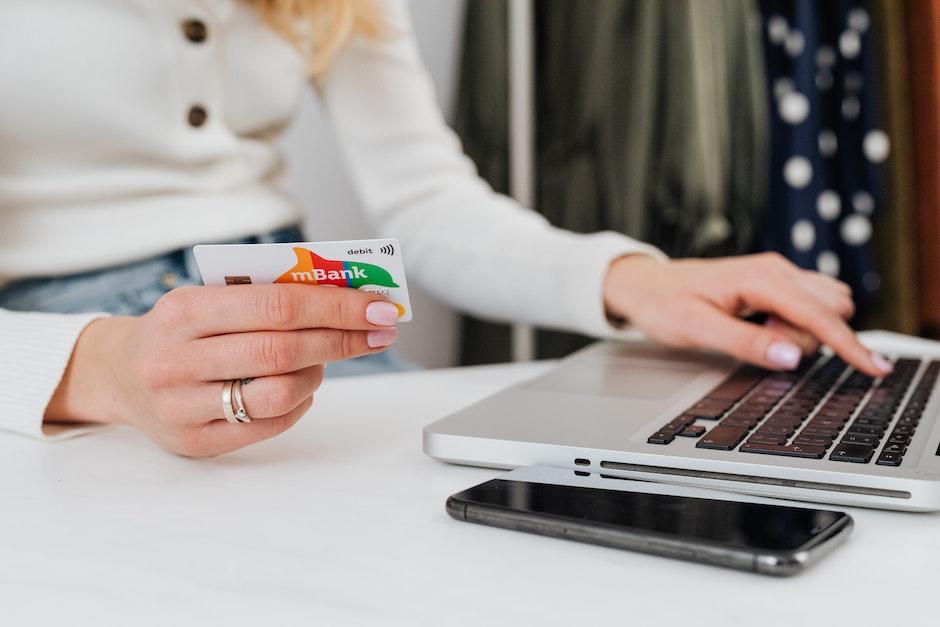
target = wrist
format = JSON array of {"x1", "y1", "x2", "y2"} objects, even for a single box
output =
[
  {"x1": 44, "y1": 316, "x2": 138, "y2": 426},
  {"x1": 603, "y1": 254, "x2": 664, "y2": 322}
]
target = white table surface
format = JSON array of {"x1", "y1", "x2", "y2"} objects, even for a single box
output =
[{"x1": 1, "y1": 360, "x2": 936, "y2": 626}]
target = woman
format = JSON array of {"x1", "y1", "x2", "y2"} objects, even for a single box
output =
[{"x1": 0, "y1": 0, "x2": 890, "y2": 456}]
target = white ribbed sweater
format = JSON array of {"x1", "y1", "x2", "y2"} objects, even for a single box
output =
[{"x1": 0, "y1": 0, "x2": 663, "y2": 439}]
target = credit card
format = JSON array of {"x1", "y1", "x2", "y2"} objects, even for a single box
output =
[{"x1": 193, "y1": 238, "x2": 412, "y2": 321}]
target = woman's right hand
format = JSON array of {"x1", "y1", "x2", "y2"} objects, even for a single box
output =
[{"x1": 44, "y1": 284, "x2": 401, "y2": 457}]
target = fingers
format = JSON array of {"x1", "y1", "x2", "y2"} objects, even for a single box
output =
[
  {"x1": 734, "y1": 254, "x2": 854, "y2": 320},
  {"x1": 683, "y1": 302, "x2": 811, "y2": 370},
  {"x1": 740, "y1": 273, "x2": 890, "y2": 377},
  {"x1": 797, "y1": 271, "x2": 855, "y2": 319},
  {"x1": 200, "y1": 366, "x2": 324, "y2": 420},
  {"x1": 155, "y1": 284, "x2": 402, "y2": 337},
  {"x1": 192, "y1": 327, "x2": 398, "y2": 381},
  {"x1": 143, "y1": 366, "x2": 323, "y2": 455},
  {"x1": 182, "y1": 396, "x2": 314, "y2": 458}
]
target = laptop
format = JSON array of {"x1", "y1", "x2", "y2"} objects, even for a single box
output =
[{"x1": 423, "y1": 331, "x2": 940, "y2": 512}]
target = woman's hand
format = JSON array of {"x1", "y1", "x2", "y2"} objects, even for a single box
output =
[
  {"x1": 44, "y1": 285, "x2": 401, "y2": 456},
  {"x1": 603, "y1": 252, "x2": 893, "y2": 377}
]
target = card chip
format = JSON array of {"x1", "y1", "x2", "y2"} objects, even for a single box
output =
[{"x1": 224, "y1": 275, "x2": 252, "y2": 286}]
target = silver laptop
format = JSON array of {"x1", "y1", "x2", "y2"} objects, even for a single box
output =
[{"x1": 423, "y1": 332, "x2": 940, "y2": 512}]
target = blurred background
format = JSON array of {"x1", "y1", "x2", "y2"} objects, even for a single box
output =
[{"x1": 281, "y1": 0, "x2": 938, "y2": 370}]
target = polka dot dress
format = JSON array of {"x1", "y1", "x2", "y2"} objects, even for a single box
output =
[{"x1": 760, "y1": 1, "x2": 888, "y2": 305}]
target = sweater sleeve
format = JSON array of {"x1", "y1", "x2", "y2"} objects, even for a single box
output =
[
  {"x1": 316, "y1": 1, "x2": 667, "y2": 339},
  {"x1": 0, "y1": 309, "x2": 109, "y2": 439}
]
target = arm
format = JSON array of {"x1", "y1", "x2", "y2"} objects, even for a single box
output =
[
  {"x1": 316, "y1": 0, "x2": 664, "y2": 339},
  {"x1": 0, "y1": 309, "x2": 107, "y2": 438},
  {"x1": 317, "y1": 2, "x2": 891, "y2": 377},
  {"x1": 3, "y1": 287, "x2": 402, "y2": 453}
]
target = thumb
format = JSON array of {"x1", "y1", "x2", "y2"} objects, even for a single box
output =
[{"x1": 688, "y1": 303, "x2": 805, "y2": 370}]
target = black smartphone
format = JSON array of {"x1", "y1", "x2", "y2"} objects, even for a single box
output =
[{"x1": 446, "y1": 466, "x2": 853, "y2": 576}]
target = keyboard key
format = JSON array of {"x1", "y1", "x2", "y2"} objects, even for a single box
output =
[
  {"x1": 690, "y1": 399, "x2": 733, "y2": 411},
  {"x1": 728, "y1": 408, "x2": 767, "y2": 421},
  {"x1": 755, "y1": 425, "x2": 795, "y2": 437},
  {"x1": 778, "y1": 404, "x2": 813, "y2": 417},
  {"x1": 665, "y1": 415, "x2": 696, "y2": 431},
  {"x1": 688, "y1": 412, "x2": 725, "y2": 421},
  {"x1": 707, "y1": 368, "x2": 763, "y2": 401},
  {"x1": 800, "y1": 426, "x2": 840, "y2": 439},
  {"x1": 876, "y1": 451, "x2": 903, "y2": 466},
  {"x1": 807, "y1": 418, "x2": 845, "y2": 429},
  {"x1": 696, "y1": 426, "x2": 749, "y2": 451},
  {"x1": 822, "y1": 398, "x2": 857, "y2": 409},
  {"x1": 746, "y1": 434, "x2": 789, "y2": 445},
  {"x1": 678, "y1": 425, "x2": 706, "y2": 438},
  {"x1": 845, "y1": 425, "x2": 884, "y2": 437},
  {"x1": 841, "y1": 433, "x2": 879, "y2": 446},
  {"x1": 721, "y1": 416, "x2": 759, "y2": 429},
  {"x1": 887, "y1": 434, "x2": 911, "y2": 446},
  {"x1": 740, "y1": 443, "x2": 827, "y2": 459},
  {"x1": 881, "y1": 443, "x2": 906, "y2": 455},
  {"x1": 772, "y1": 411, "x2": 807, "y2": 423},
  {"x1": 687, "y1": 407, "x2": 726, "y2": 420},
  {"x1": 647, "y1": 430, "x2": 676, "y2": 445},
  {"x1": 830, "y1": 442, "x2": 875, "y2": 463},
  {"x1": 761, "y1": 418, "x2": 801, "y2": 429},
  {"x1": 819, "y1": 405, "x2": 857, "y2": 416},
  {"x1": 817, "y1": 415, "x2": 853, "y2": 426},
  {"x1": 749, "y1": 393, "x2": 782, "y2": 404},
  {"x1": 793, "y1": 435, "x2": 833, "y2": 448},
  {"x1": 852, "y1": 418, "x2": 891, "y2": 429}
]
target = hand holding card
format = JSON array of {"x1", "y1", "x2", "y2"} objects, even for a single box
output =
[{"x1": 45, "y1": 239, "x2": 413, "y2": 457}]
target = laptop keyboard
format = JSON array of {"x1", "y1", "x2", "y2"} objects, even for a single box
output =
[{"x1": 647, "y1": 353, "x2": 940, "y2": 466}]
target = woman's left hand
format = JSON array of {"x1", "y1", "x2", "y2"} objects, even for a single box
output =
[{"x1": 603, "y1": 252, "x2": 893, "y2": 377}]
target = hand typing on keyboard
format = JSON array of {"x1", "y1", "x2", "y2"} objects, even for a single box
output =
[
  {"x1": 603, "y1": 252, "x2": 893, "y2": 377},
  {"x1": 648, "y1": 354, "x2": 938, "y2": 467}
]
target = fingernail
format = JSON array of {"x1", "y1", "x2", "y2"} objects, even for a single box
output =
[
  {"x1": 367, "y1": 327, "x2": 398, "y2": 348},
  {"x1": 766, "y1": 340, "x2": 801, "y2": 370},
  {"x1": 366, "y1": 301, "x2": 399, "y2": 326},
  {"x1": 871, "y1": 352, "x2": 894, "y2": 374}
]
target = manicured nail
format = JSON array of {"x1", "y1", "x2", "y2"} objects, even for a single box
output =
[
  {"x1": 871, "y1": 352, "x2": 894, "y2": 374},
  {"x1": 366, "y1": 301, "x2": 399, "y2": 326},
  {"x1": 367, "y1": 327, "x2": 398, "y2": 348},
  {"x1": 766, "y1": 340, "x2": 801, "y2": 370}
]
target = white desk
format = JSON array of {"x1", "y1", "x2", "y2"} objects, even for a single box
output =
[{"x1": 1, "y1": 361, "x2": 936, "y2": 626}]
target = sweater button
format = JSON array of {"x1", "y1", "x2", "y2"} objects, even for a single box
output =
[
  {"x1": 188, "y1": 105, "x2": 208, "y2": 128},
  {"x1": 182, "y1": 19, "x2": 208, "y2": 44}
]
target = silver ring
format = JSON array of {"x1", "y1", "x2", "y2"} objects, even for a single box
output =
[
  {"x1": 221, "y1": 379, "x2": 239, "y2": 424},
  {"x1": 232, "y1": 378, "x2": 252, "y2": 423}
]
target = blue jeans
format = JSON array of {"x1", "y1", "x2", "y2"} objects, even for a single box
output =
[{"x1": 0, "y1": 226, "x2": 412, "y2": 377}]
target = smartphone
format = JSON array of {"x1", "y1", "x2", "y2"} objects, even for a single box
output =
[{"x1": 446, "y1": 466, "x2": 853, "y2": 576}]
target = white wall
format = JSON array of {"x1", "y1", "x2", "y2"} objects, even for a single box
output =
[{"x1": 277, "y1": 0, "x2": 467, "y2": 369}]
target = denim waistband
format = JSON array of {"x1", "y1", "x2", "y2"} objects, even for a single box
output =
[{"x1": 0, "y1": 225, "x2": 305, "y2": 316}]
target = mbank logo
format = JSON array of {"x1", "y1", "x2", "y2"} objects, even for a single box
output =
[{"x1": 276, "y1": 248, "x2": 400, "y2": 288}]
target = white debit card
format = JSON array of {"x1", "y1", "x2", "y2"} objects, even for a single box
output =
[{"x1": 193, "y1": 239, "x2": 412, "y2": 321}]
